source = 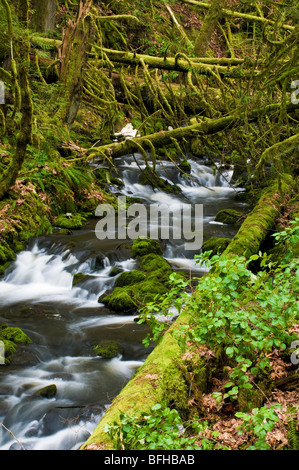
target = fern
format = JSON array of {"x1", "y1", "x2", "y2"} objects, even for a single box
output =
[{"x1": 287, "y1": 406, "x2": 299, "y2": 450}]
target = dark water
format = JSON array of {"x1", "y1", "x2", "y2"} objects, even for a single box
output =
[{"x1": 0, "y1": 153, "x2": 246, "y2": 450}]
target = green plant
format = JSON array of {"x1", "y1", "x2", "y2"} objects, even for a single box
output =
[
  {"x1": 286, "y1": 406, "x2": 299, "y2": 450},
  {"x1": 236, "y1": 405, "x2": 281, "y2": 450},
  {"x1": 104, "y1": 404, "x2": 200, "y2": 450},
  {"x1": 140, "y1": 221, "x2": 299, "y2": 403}
]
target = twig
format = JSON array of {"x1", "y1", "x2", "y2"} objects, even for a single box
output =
[{"x1": 0, "y1": 422, "x2": 26, "y2": 450}]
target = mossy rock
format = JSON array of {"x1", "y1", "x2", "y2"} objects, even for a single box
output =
[
  {"x1": 35, "y1": 384, "x2": 57, "y2": 399},
  {"x1": 54, "y1": 213, "x2": 86, "y2": 230},
  {"x1": 102, "y1": 288, "x2": 138, "y2": 313},
  {"x1": 101, "y1": 253, "x2": 173, "y2": 313},
  {"x1": 178, "y1": 159, "x2": 191, "y2": 175},
  {"x1": 109, "y1": 266, "x2": 123, "y2": 277},
  {"x1": 131, "y1": 237, "x2": 162, "y2": 258},
  {"x1": 1, "y1": 339, "x2": 16, "y2": 361},
  {"x1": 114, "y1": 270, "x2": 146, "y2": 288},
  {"x1": 0, "y1": 324, "x2": 32, "y2": 345},
  {"x1": 0, "y1": 324, "x2": 32, "y2": 365},
  {"x1": 202, "y1": 237, "x2": 231, "y2": 256},
  {"x1": 140, "y1": 253, "x2": 172, "y2": 274},
  {"x1": 93, "y1": 341, "x2": 122, "y2": 359},
  {"x1": 72, "y1": 272, "x2": 97, "y2": 287},
  {"x1": 138, "y1": 167, "x2": 181, "y2": 194},
  {"x1": 215, "y1": 209, "x2": 244, "y2": 225}
]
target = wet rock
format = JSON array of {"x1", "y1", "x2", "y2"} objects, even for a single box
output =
[
  {"x1": 93, "y1": 340, "x2": 123, "y2": 359},
  {"x1": 72, "y1": 272, "x2": 96, "y2": 288},
  {"x1": 108, "y1": 266, "x2": 123, "y2": 277},
  {"x1": 215, "y1": 209, "x2": 244, "y2": 225},
  {"x1": 54, "y1": 213, "x2": 86, "y2": 230},
  {"x1": 34, "y1": 384, "x2": 57, "y2": 399},
  {"x1": 114, "y1": 270, "x2": 146, "y2": 288},
  {"x1": 131, "y1": 236, "x2": 162, "y2": 258}
]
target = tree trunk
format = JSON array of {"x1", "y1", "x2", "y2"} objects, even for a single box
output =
[
  {"x1": 194, "y1": 0, "x2": 226, "y2": 57},
  {"x1": 85, "y1": 101, "x2": 297, "y2": 161},
  {"x1": 0, "y1": 0, "x2": 33, "y2": 200},
  {"x1": 31, "y1": 0, "x2": 56, "y2": 32},
  {"x1": 55, "y1": 0, "x2": 93, "y2": 127}
]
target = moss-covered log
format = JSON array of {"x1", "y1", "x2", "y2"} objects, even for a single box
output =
[
  {"x1": 81, "y1": 177, "x2": 291, "y2": 450},
  {"x1": 93, "y1": 46, "x2": 255, "y2": 78},
  {"x1": 86, "y1": 101, "x2": 297, "y2": 161},
  {"x1": 181, "y1": 0, "x2": 295, "y2": 31},
  {"x1": 223, "y1": 178, "x2": 291, "y2": 259},
  {"x1": 81, "y1": 309, "x2": 193, "y2": 450}
]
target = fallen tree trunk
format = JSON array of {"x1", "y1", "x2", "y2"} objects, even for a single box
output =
[
  {"x1": 81, "y1": 177, "x2": 291, "y2": 450},
  {"x1": 181, "y1": 0, "x2": 295, "y2": 32},
  {"x1": 85, "y1": 101, "x2": 296, "y2": 161},
  {"x1": 92, "y1": 46, "x2": 256, "y2": 78}
]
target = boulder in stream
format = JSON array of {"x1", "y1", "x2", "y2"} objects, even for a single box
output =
[
  {"x1": 34, "y1": 384, "x2": 57, "y2": 399},
  {"x1": 93, "y1": 340, "x2": 122, "y2": 359}
]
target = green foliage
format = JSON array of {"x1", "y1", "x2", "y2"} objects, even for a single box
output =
[
  {"x1": 236, "y1": 405, "x2": 281, "y2": 450},
  {"x1": 141, "y1": 222, "x2": 299, "y2": 401},
  {"x1": 104, "y1": 404, "x2": 200, "y2": 450}
]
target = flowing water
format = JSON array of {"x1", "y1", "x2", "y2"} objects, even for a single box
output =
[{"x1": 0, "y1": 153, "x2": 245, "y2": 450}]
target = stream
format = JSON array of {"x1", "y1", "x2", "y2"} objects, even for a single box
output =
[{"x1": 0, "y1": 152, "x2": 245, "y2": 450}]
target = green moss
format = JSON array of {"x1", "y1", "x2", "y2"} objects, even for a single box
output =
[
  {"x1": 35, "y1": 384, "x2": 57, "y2": 399},
  {"x1": 162, "y1": 366, "x2": 189, "y2": 413},
  {"x1": 109, "y1": 266, "x2": 123, "y2": 277},
  {"x1": 202, "y1": 236, "x2": 231, "y2": 256},
  {"x1": 0, "y1": 242, "x2": 16, "y2": 264},
  {"x1": 54, "y1": 213, "x2": 86, "y2": 229},
  {"x1": 102, "y1": 253, "x2": 173, "y2": 313},
  {"x1": 0, "y1": 323, "x2": 32, "y2": 364},
  {"x1": 1, "y1": 339, "x2": 17, "y2": 358},
  {"x1": 178, "y1": 159, "x2": 191, "y2": 175},
  {"x1": 140, "y1": 253, "x2": 172, "y2": 274},
  {"x1": 215, "y1": 209, "x2": 244, "y2": 225},
  {"x1": 114, "y1": 270, "x2": 146, "y2": 288},
  {"x1": 93, "y1": 341, "x2": 122, "y2": 358},
  {"x1": 72, "y1": 272, "x2": 89, "y2": 287},
  {"x1": 102, "y1": 287, "x2": 138, "y2": 313},
  {"x1": 0, "y1": 324, "x2": 32, "y2": 345},
  {"x1": 131, "y1": 237, "x2": 162, "y2": 258}
]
